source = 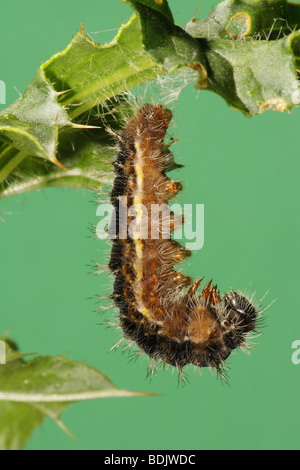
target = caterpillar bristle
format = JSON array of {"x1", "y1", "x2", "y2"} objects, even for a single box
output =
[{"x1": 92, "y1": 103, "x2": 266, "y2": 383}]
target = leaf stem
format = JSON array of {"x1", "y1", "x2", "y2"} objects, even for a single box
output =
[{"x1": 0, "y1": 150, "x2": 28, "y2": 185}]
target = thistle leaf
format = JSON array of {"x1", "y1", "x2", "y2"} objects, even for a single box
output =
[
  {"x1": 0, "y1": 14, "x2": 158, "y2": 197},
  {"x1": 0, "y1": 0, "x2": 299, "y2": 197},
  {"x1": 0, "y1": 338, "x2": 150, "y2": 450}
]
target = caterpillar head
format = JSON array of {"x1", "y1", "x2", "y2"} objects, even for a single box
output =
[{"x1": 221, "y1": 291, "x2": 258, "y2": 350}]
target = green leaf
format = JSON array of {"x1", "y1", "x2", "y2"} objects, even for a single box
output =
[
  {"x1": 0, "y1": 0, "x2": 299, "y2": 198},
  {"x1": 0, "y1": 69, "x2": 73, "y2": 167},
  {"x1": 0, "y1": 338, "x2": 151, "y2": 450},
  {"x1": 123, "y1": 0, "x2": 207, "y2": 75},
  {"x1": 44, "y1": 15, "x2": 160, "y2": 118},
  {"x1": 124, "y1": 0, "x2": 174, "y2": 22},
  {"x1": 202, "y1": 31, "x2": 300, "y2": 115},
  {"x1": 0, "y1": 113, "x2": 111, "y2": 198},
  {"x1": 124, "y1": 0, "x2": 300, "y2": 115},
  {"x1": 186, "y1": 0, "x2": 300, "y2": 40},
  {"x1": 0, "y1": 14, "x2": 159, "y2": 197},
  {"x1": 0, "y1": 140, "x2": 114, "y2": 199},
  {"x1": 185, "y1": 0, "x2": 300, "y2": 115},
  {"x1": 0, "y1": 96, "x2": 134, "y2": 198}
]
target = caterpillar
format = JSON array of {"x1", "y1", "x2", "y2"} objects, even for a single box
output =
[{"x1": 108, "y1": 103, "x2": 260, "y2": 380}]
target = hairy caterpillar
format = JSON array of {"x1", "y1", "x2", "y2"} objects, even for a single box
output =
[{"x1": 107, "y1": 103, "x2": 260, "y2": 380}]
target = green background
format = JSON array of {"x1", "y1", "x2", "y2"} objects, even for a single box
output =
[{"x1": 1, "y1": 0, "x2": 299, "y2": 450}]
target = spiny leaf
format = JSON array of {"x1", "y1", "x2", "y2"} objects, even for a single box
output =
[
  {"x1": 125, "y1": 0, "x2": 174, "y2": 22},
  {"x1": 0, "y1": 68, "x2": 73, "y2": 167},
  {"x1": 123, "y1": 0, "x2": 207, "y2": 76},
  {"x1": 186, "y1": 0, "x2": 300, "y2": 40},
  {"x1": 0, "y1": 338, "x2": 151, "y2": 450},
  {"x1": 127, "y1": 0, "x2": 300, "y2": 115},
  {"x1": 0, "y1": 0, "x2": 299, "y2": 199},
  {"x1": 44, "y1": 15, "x2": 160, "y2": 118},
  {"x1": 0, "y1": 14, "x2": 159, "y2": 197},
  {"x1": 201, "y1": 31, "x2": 300, "y2": 115}
]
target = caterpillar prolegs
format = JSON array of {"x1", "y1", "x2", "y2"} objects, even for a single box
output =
[{"x1": 108, "y1": 103, "x2": 260, "y2": 379}]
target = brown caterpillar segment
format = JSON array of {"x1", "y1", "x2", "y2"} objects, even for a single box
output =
[{"x1": 109, "y1": 104, "x2": 259, "y2": 374}]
